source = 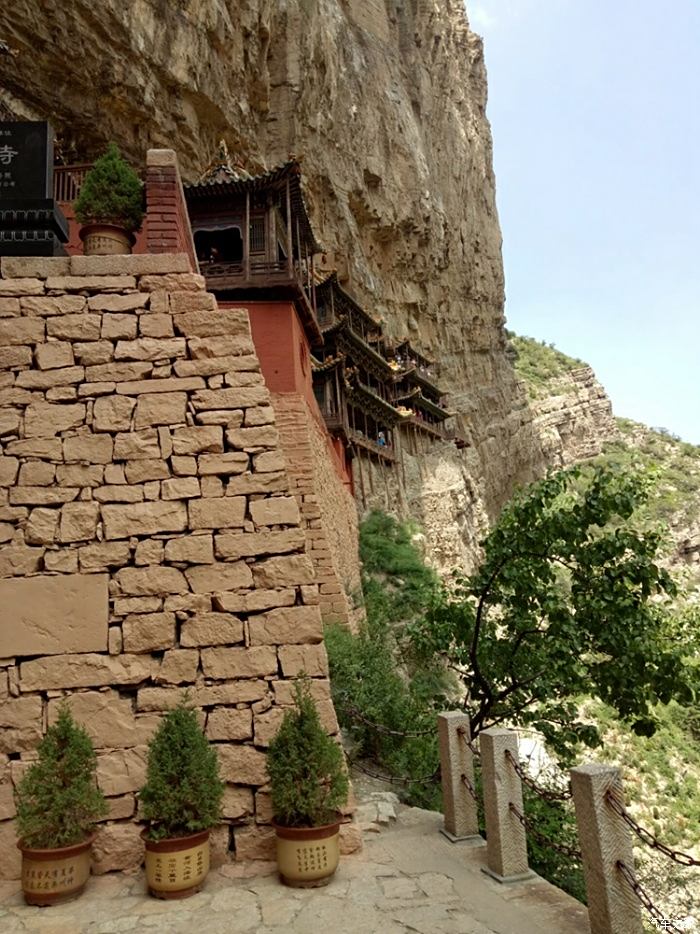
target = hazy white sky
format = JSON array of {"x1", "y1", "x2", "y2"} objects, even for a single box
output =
[{"x1": 467, "y1": 0, "x2": 700, "y2": 444}]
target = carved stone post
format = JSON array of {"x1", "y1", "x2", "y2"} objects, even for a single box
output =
[
  {"x1": 570, "y1": 764, "x2": 643, "y2": 934},
  {"x1": 480, "y1": 727, "x2": 533, "y2": 882},
  {"x1": 438, "y1": 712, "x2": 481, "y2": 844}
]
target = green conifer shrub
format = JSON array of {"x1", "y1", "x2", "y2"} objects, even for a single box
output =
[
  {"x1": 267, "y1": 677, "x2": 349, "y2": 828},
  {"x1": 140, "y1": 699, "x2": 224, "y2": 842},
  {"x1": 15, "y1": 704, "x2": 107, "y2": 849},
  {"x1": 74, "y1": 142, "x2": 144, "y2": 232}
]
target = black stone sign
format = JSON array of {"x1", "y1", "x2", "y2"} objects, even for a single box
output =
[
  {"x1": 0, "y1": 120, "x2": 68, "y2": 256},
  {"x1": 0, "y1": 121, "x2": 53, "y2": 200}
]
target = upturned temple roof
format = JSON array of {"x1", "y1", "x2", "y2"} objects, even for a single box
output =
[{"x1": 185, "y1": 146, "x2": 321, "y2": 253}]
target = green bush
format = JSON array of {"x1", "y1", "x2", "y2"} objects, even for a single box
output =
[
  {"x1": 74, "y1": 142, "x2": 143, "y2": 231},
  {"x1": 15, "y1": 704, "x2": 107, "y2": 849},
  {"x1": 267, "y1": 678, "x2": 349, "y2": 828},
  {"x1": 140, "y1": 699, "x2": 224, "y2": 842}
]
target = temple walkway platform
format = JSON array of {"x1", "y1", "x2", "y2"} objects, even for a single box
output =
[{"x1": 0, "y1": 807, "x2": 589, "y2": 934}]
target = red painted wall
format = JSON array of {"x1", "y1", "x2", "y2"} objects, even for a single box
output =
[{"x1": 222, "y1": 300, "x2": 353, "y2": 490}]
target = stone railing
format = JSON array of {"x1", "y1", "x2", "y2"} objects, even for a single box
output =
[{"x1": 438, "y1": 713, "x2": 696, "y2": 934}]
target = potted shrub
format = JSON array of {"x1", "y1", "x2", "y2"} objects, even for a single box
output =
[
  {"x1": 139, "y1": 698, "x2": 224, "y2": 899},
  {"x1": 14, "y1": 703, "x2": 107, "y2": 906},
  {"x1": 74, "y1": 142, "x2": 143, "y2": 255},
  {"x1": 267, "y1": 677, "x2": 349, "y2": 887}
]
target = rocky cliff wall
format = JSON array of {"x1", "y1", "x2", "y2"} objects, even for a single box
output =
[
  {"x1": 0, "y1": 0, "x2": 546, "y2": 555},
  {"x1": 528, "y1": 365, "x2": 618, "y2": 467}
]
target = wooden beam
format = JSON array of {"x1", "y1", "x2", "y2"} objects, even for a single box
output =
[
  {"x1": 244, "y1": 190, "x2": 250, "y2": 280},
  {"x1": 285, "y1": 179, "x2": 294, "y2": 276}
]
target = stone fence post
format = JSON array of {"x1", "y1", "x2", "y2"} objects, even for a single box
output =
[
  {"x1": 438, "y1": 712, "x2": 481, "y2": 843},
  {"x1": 480, "y1": 727, "x2": 533, "y2": 882},
  {"x1": 570, "y1": 764, "x2": 643, "y2": 934}
]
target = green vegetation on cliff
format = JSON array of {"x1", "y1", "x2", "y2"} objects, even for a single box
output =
[{"x1": 508, "y1": 332, "x2": 584, "y2": 397}]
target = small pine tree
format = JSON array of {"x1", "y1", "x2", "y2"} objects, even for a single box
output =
[
  {"x1": 140, "y1": 699, "x2": 224, "y2": 842},
  {"x1": 15, "y1": 704, "x2": 107, "y2": 849},
  {"x1": 267, "y1": 677, "x2": 349, "y2": 828},
  {"x1": 74, "y1": 142, "x2": 144, "y2": 232}
]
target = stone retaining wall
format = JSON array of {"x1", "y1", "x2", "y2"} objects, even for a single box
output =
[
  {"x1": 270, "y1": 394, "x2": 363, "y2": 630},
  {"x1": 0, "y1": 252, "x2": 347, "y2": 879}
]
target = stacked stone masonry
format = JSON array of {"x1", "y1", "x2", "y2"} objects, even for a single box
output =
[
  {"x1": 0, "y1": 253, "x2": 354, "y2": 881},
  {"x1": 270, "y1": 394, "x2": 362, "y2": 631}
]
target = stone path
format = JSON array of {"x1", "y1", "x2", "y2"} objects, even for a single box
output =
[{"x1": 0, "y1": 808, "x2": 590, "y2": 934}]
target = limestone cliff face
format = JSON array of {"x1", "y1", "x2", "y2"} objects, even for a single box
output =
[
  {"x1": 529, "y1": 366, "x2": 618, "y2": 467},
  {"x1": 0, "y1": 0, "x2": 546, "y2": 553}
]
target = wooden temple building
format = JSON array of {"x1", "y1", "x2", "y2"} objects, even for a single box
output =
[{"x1": 53, "y1": 143, "x2": 464, "y2": 501}]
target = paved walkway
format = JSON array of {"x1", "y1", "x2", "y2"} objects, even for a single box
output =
[{"x1": 0, "y1": 808, "x2": 590, "y2": 934}]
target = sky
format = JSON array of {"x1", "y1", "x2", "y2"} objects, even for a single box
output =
[{"x1": 467, "y1": 0, "x2": 700, "y2": 444}]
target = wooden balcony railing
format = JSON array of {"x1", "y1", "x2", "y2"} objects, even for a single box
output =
[{"x1": 53, "y1": 164, "x2": 92, "y2": 203}]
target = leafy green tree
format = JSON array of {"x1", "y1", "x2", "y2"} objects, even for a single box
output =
[
  {"x1": 267, "y1": 678, "x2": 348, "y2": 828},
  {"x1": 15, "y1": 704, "x2": 106, "y2": 849},
  {"x1": 74, "y1": 142, "x2": 143, "y2": 232},
  {"x1": 410, "y1": 465, "x2": 696, "y2": 759},
  {"x1": 140, "y1": 699, "x2": 224, "y2": 841}
]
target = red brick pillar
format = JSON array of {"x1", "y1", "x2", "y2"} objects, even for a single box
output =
[{"x1": 145, "y1": 149, "x2": 198, "y2": 271}]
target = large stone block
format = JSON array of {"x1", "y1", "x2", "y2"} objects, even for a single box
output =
[
  {"x1": 58, "y1": 502, "x2": 100, "y2": 542},
  {"x1": 23, "y1": 401, "x2": 85, "y2": 438},
  {"x1": 215, "y1": 589, "x2": 296, "y2": 614},
  {"x1": 122, "y1": 611, "x2": 177, "y2": 653},
  {"x1": 124, "y1": 459, "x2": 170, "y2": 483},
  {"x1": 252, "y1": 554, "x2": 315, "y2": 588},
  {"x1": 0, "y1": 574, "x2": 108, "y2": 657},
  {"x1": 278, "y1": 644, "x2": 330, "y2": 678},
  {"x1": 249, "y1": 497, "x2": 300, "y2": 527},
  {"x1": 180, "y1": 612, "x2": 245, "y2": 647},
  {"x1": 217, "y1": 744, "x2": 268, "y2": 785},
  {"x1": 207, "y1": 707, "x2": 253, "y2": 741},
  {"x1": 114, "y1": 338, "x2": 186, "y2": 361},
  {"x1": 214, "y1": 529, "x2": 305, "y2": 561},
  {"x1": 137, "y1": 680, "x2": 267, "y2": 711},
  {"x1": 191, "y1": 387, "x2": 269, "y2": 410},
  {"x1": 35, "y1": 341, "x2": 74, "y2": 370},
  {"x1": 115, "y1": 566, "x2": 187, "y2": 595},
  {"x1": 197, "y1": 453, "x2": 249, "y2": 475},
  {"x1": 15, "y1": 365, "x2": 84, "y2": 389},
  {"x1": 164, "y1": 533, "x2": 214, "y2": 564},
  {"x1": 185, "y1": 561, "x2": 253, "y2": 593},
  {"x1": 92, "y1": 822, "x2": 145, "y2": 875},
  {"x1": 112, "y1": 428, "x2": 161, "y2": 460},
  {"x1": 20, "y1": 294, "x2": 85, "y2": 316},
  {"x1": 63, "y1": 434, "x2": 114, "y2": 465},
  {"x1": 103, "y1": 501, "x2": 187, "y2": 539},
  {"x1": 0, "y1": 317, "x2": 44, "y2": 344},
  {"x1": 96, "y1": 746, "x2": 148, "y2": 796},
  {"x1": 20, "y1": 652, "x2": 151, "y2": 691},
  {"x1": 73, "y1": 253, "x2": 190, "y2": 277},
  {"x1": 233, "y1": 824, "x2": 276, "y2": 860},
  {"x1": 47, "y1": 314, "x2": 101, "y2": 341},
  {"x1": 248, "y1": 606, "x2": 323, "y2": 646},
  {"x1": 0, "y1": 456, "x2": 19, "y2": 487},
  {"x1": 253, "y1": 708, "x2": 286, "y2": 748},
  {"x1": 79, "y1": 541, "x2": 131, "y2": 571},
  {"x1": 134, "y1": 392, "x2": 187, "y2": 428},
  {"x1": 188, "y1": 497, "x2": 246, "y2": 530},
  {"x1": 115, "y1": 376, "x2": 204, "y2": 395},
  {"x1": 155, "y1": 648, "x2": 199, "y2": 684},
  {"x1": 172, "y1": 425, "x2": 223, "y2": 455},
  {"x1": 0, "y1": 543, "x2": 43, "y2": 576},
  {"x1": 226, "y1": 426, "x2": 279, "y2": 450},
  {"x1": 188, "y1": 335, "x2": 255, "y2": 359},
  {"x1": 200, "y1": 645, "x2": 277, "y2": 680},
  {"x1": 222, "y1": 785, "x2": 254, "y2": 820},
  {"x1": 93, "y1": 395, "x2": 136, "y2": 432},
  {"x1": 173, "y1": 309, "x2": 249, "y2": 337},
  {"x1": 25, "y1": 507, "x2": 59, "y2": 545},
  {"x1": 47, "y1": 690, "x2": 159, "y2": 748}
]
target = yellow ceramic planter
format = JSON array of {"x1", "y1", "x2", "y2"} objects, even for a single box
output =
[
  {"x1": 19, "y1": 834, "x2": 94, "y2": 906},
  {"x1": 143, "y1": 829, "x2": 210, "y2": 899},
  {"x1": 274, "y1": 820, "x2": 340, "y2": 888}
]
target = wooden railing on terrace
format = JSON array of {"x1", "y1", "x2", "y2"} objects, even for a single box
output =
[{"x1": 53, "y1": 164, "x2": 92, "y2": 203}]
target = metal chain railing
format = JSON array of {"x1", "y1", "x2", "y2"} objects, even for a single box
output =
[
  {"x1": 456, "y1": 725, "x2": 481, "y2": 758},
  {"x1": 349, "y1": 759, "x2": 441, "y2": 786},
  {"x1": 504, "y1": 748, "x2": 573, "y2": 803},
  {"x1": 605, "y1": 791, "x2": 700, "y2": 868},
  {"x1": 460, "y1": 772, "x2": 479, "y2": 803},
  {"x1": 508, "y1": 802, "x2": 582, "y2": 861},
  {"x1": 616, "y1": 860, "x2": 686, "y2": 933},
  {"x1": 337, "y1": 696, "x2": 436, "y2": 738}
]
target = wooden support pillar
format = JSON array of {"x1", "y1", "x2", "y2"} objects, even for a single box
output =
[
  {"x1": 244, "y1": 190, "x2": 251, "y2": 281},
  {"x1": 285, "y1": 179, "x2": 294, "y2": 276}
]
